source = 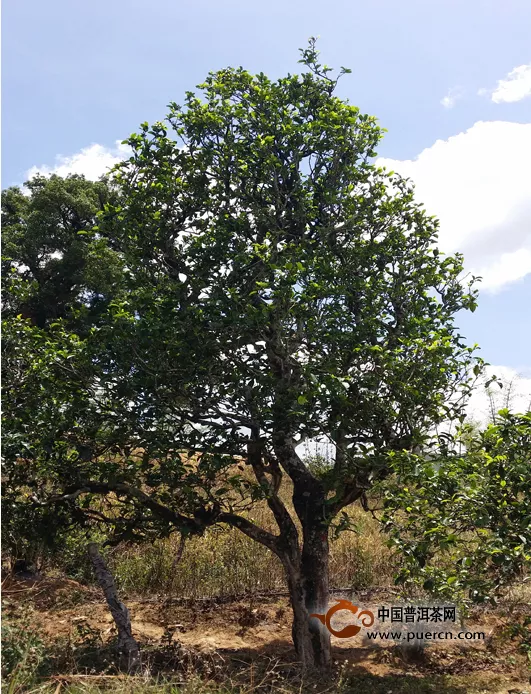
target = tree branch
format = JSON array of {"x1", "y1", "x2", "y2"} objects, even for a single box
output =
[
  {"x1": 327, "y1": 482, "x2": 365, "y2": 517},
  {"x1": 246, "y1": 441, "x2": 300, "y2": 549},
  {"x1": 55, "y1": 481, "x2": 206, "y2": 534},
  {"x1": 218, "y1": 512, "x2": 280, "y2": 555}
]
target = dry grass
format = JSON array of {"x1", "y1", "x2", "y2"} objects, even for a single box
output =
[
  {"x1": 107, "y1": 498, "x2": 396, "y2": 599},
  {"x1": 7, "y1": 477, "x2": 529, "y2": 693},
  {"x1": 8, "y1": 663, "x2": 526, "y2": 694}
]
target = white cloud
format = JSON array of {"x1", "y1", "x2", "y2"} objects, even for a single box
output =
[
  {"x1": 482, "y1": 63, "x2": 531, "y2": 104},
  {"x1": 467, "y1": 365, "x2": 531, "y2": 425},
  {"x1": 377, "y1": 121, "x2": 531, "y2": 291},
  {"x1": 440, "y1": 86, "x2": 464, "y2": 109},
  {"x1": 26, "y1": 140, "x2": 130, "y2": 182},
  {"x1": 25, "y1": 120, "x2": 531, "y2": 292}
]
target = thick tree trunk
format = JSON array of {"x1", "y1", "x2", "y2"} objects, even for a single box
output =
[
  {"x1": 301, "y1": 522, "x2": 331, "y2": 668},
  {"x1": 87, "y1": 543, "x2": 140, "y2": 671},
  {"x1": 283, "y1": 558, "x2": 314, "y2": 667},
  {"x1": 280, "y1": 519, "x2": 331, "y2": 670}
]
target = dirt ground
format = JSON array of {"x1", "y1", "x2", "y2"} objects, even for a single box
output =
[{"x1": 2, "y1": 576, "x2": 530, "y2": 693}]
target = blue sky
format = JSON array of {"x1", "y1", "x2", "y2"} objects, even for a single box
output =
[{"x1": 3, "y1": 0, "x2": 531, "y2": 415}]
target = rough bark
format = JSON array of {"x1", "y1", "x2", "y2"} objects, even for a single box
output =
[
  {"x1": 283, "y1": 558, "x2": 315, "y2": 667},
  {"x1": 277, "y1": 479, "x2": 332, "y2": 669},
  {"x1": 301, "y1": 520, "x2": 331, "y2": 667},
  {"x1": 87, "y1": 543, "x2": 140, "y2": 671},
  {"x1": 281, "y1": 533, "x2": 331, "y2": 670}
]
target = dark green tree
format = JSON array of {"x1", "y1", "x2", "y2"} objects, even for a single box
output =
[
  {"x1": 1, "y1": 173, "x2": 122, "y2": 329},
  {"x1": 3, "y1": 41, "x2": 483, "y2": 668},
  {"x1": 2, "y1": 174, "x2": 123, "y2": 570}
]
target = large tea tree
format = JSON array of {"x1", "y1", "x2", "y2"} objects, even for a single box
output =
[{"x1": 4, "y1": 42, "x2": 482, "y2": 668}]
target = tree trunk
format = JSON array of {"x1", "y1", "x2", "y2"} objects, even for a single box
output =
[
  {"x1": 280, "y1": 521, "x2": 331, "y2": 670},
  {"x1": 301, "y1": 521, "x2": 331, "y2": 668},
  {"x1": 87, "y1": 543, "x2": 140, "y2": 671}
]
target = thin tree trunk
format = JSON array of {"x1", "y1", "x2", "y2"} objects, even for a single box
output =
[
  {"x1": 87, "y1": 543, "x2": 140, "y2": 671},
  {"x1": 169, "y1": 533, "x2": 186, "y2": 593}
]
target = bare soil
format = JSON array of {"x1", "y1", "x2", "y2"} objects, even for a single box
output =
[{"x1": 2, "y1": 575, "x2": 530, "y2": 693}]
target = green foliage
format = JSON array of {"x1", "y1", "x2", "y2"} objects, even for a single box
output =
[
  {"x1": 1, "y1": 174, "x2": 122, "y2": 330},
  {"x1": 1, "y1": 173, "x2": 128, "y2": 564},
  {"x1": 2, "y1": 45, "x2": 485, "y2": 642},
  {"x1": 99, "y1": 54, "x2": 480, "y2": 477},
  {"x1": 1, "y1": 317, "x2": 111, "y2": 565},
  {"x1": 382, "y1": 411, "x2": 531, "y2": 606}
]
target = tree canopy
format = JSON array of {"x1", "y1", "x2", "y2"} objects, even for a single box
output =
[
  {"x1": 3, "y1": 41, "x2": 495, "y2": 668},
  {"x1": 1, "y1": 174, "x2": 122, "y2": 330}
]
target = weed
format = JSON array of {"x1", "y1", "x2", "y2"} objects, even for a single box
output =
[
  {"x1": 505, "y1": 615, "x2": 531, "y2": 661},
  {"x1": 1, "y1": 609, "x2": 50, "y2": 692}
]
